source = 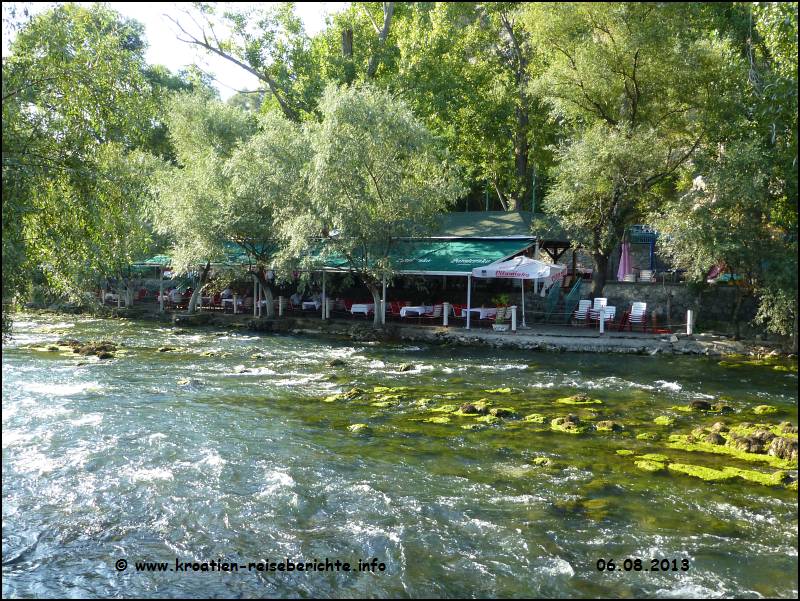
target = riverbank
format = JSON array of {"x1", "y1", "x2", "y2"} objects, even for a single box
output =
[{"x1": 18, "y1": 305, "x2": 791, "y2": 357}]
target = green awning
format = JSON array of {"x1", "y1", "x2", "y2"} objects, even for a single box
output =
[
  {"x1": 319, "y1": 239, "x2": 534, "y2": 275},
  {"x1": 133, "y1": 254, "x2": 172, "y2": 267}
]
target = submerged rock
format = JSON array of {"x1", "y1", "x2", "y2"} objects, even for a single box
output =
[
  {"x1": 667, "y1": 462, "x2": 737, "y2": 482},
  {"x1": 327, "y1": 358, "x2": 346, "y2": 367},
  {"x1": 489, "y1": 407, "x2": 515, "y2": 417},
  {"x1": 653, "y1": 416, "x2": 675, "y2": 426},
  {"x1": 458, "y1": 401, "x2": 490, "y2": 416},
  {"x1": 524, "y1": 413, "x2": 547, "y2": 423},
  {"x1": 635, "y1": 459, "x2": 666, "y2": 473},
  {"x1": 616, "y1": 449, "x2": 635, "y2": 456},
  {"x1": 753, "y1": 405, "x2": 779, "y2": 415},
  {"x1": 348, "y1": 423, "x2": 370, "y2": 433},
  {"x1": 690, "y1": 400, "x2": 712, "y2": 411},
  {"x1": 595, "y1": 420, "x2": 623, "y2": 432},
  {"x1": 703, "y1": 432, "x2": 725, "y2": 445},
  {"x1": 555, "y1": 394, "x2": 603, "y2": 405},
  {"x1": 550, "y1": 415, "x2": 587, "y2": 434},
  {"x1": 397, "y1": 363, "x2": 414, "y2": 372},
  {"x1": 710, "y1": 421, "x2": 729, "y2": 433},
  {"x1": 323, "y1": 387, "x2": 364, "y2": 403},
  {"x1": 424, "y1": 416, "x2": 451, "y2": 424},
  {"x1": 636, "y1": 432, "x2": 658, "y2": 441},
  {"x1": 157, "y1": 346, "x2": 176, "y2": 352},
  {"x1": 768, "y1": 437, "x2": 798, "y2": 462},
  {"x1": 778, "y1": 421, "x2": 798, "y2": 434}
]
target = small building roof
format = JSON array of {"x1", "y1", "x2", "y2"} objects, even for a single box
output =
[{"x1": 428, "y1": 211, "x2": 534, "y2": 239}]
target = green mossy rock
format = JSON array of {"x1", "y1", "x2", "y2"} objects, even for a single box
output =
[
  {"x1": 524, "y1": 413, "x2": 547, "y2": 423},
  {"x1": 550, "y1": 416, "x2": 588, "y2": 434},
  {"x1": 753, "y1": 405, "x2": 779, "y2": 415},
  {"x1": 532, "y1": 457, "x2": 551, "y2": 466},
  {"x1": 348, "y1": 423, "x2": 370, "y2": 433},
  {"x1": 485, "y1": 387, "x2": 512, "y2": 394},
  {"x1": 429, "y1": 404, "x2": 458, "y2": 414},
  {"x1": 397, "y1": 363, "x2": 414, "y2": 372},
  {"x1": 616, "y1": 449, "x2": 635, "y2": 456},
  {"x1": 638, "y1": 453, "x2": 670, "y2": 463},
  {"x1": 424, "y1": 416, "x2": 451, "y2": 424},
  {"x1": 371, "y1": 401, "x2": 397, "y2": 408},
  {"x1": 667, "y1": 435, "x2": 796, "y2": 469},
  {"x1": 489, "y1": 407, "x2": 515, "y2": 417},
  {"x1": 455, "y1": 401, "x2": 491, "y2": 416},
  {"x1": 555, "y1": 394, "x2": 603, "y2": 405},
  {"x1": 635, "y1": 459, "x2": 666, "y2": 473},
  {"x1": 595, "y1": 420, "x2": 623, "y2": 432},
  {"x1": 667, "y1": 462, "x2": 737, "y2": 482},
  {"x1": 670, "y1": 405, "x2": 694, "y2": 413},
  {"x1": 636, "y1": 432, "x2": 658, "y2": 441},
  {"x1": 476, "y1": 414, "x2": 500, "y2": 424},
  {"x1": 720, "y1": 467, "x2": 788, "y2": 487},
  {"x1": 654, "y1": 416, "x2": 675, "y2": 426},
  {"x1": 323, "y1": 387, "x2": 364, "y2": 403}
]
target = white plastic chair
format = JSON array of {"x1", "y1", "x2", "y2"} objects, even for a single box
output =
[
  {"x1": 639, "y1": 269, "x2": 655, "y2": 282},
  {"x1": 574, "y1": 299, "x2": 591, "y2": 326},
  {"x1": 588, "y1": 297, "x2": 607, "y2": 321},
  {"x1": 627, "y1": 301, "x2": 648, "y2": 331}
]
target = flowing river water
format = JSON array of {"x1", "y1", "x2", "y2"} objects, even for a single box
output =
[{"x1": 2, "y1": 313, "x2": 798, "y2": 598}]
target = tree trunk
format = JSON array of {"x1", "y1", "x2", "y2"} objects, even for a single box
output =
[
  {"x1": 512, "y1": 104, "x2": 529, "y2": 212},
  {"x1": 187, "y1": 261, "x2": 211, "y2": 314},
  {"x1": 591, "y1": 252, "x2": 609, "y2": 298},
  {"x1": 367, "y1": 282, "x2": 382, "y2": 327},
  {"x1": 253, "y1": 272, "x2": 275, "y2": 318},
  {"x1": 792, "y1": 309, "x2": 798, "y2": 354},
  {"x1": 730, "y1": 286, "x2": 744, "y2": 340}
]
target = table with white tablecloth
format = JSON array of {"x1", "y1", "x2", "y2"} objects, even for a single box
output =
[
  {"x1": 350, "y1": 303, "x2": 374, "y2": 316},
  {"x1": 461, "y1": 307, "x2": 497, "y2": 319},
  {"x1": 399, "y1": 305, "x2": 432, "y2": 318},
  {"x1": 302, "y1": 301, "x2": 321, "y2": 311}
]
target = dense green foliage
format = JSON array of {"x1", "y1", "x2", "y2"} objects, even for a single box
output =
[{"x1": 2, "y1": 2, "x2": 797, "y2": 345}]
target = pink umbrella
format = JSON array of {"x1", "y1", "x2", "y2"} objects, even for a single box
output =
[{"x1": 617, "y1": 242, "x2": 631, "y2": 281}]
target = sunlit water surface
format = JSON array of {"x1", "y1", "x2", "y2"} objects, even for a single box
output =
[{"x1": 2, "y1": 314, "x2": 798, "y2": 598}]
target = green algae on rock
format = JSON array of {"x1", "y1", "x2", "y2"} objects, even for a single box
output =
[
  {"x1": 555, "y1": 394, "x2": 603, "y2": 405},
  {"x1": 429, "y1": 404, "x2": 458, "y2": 414},
  {"x1": 484, "y1": 387, "x2": 512, "y2": 394},
  {"x1": 371, "y1": 401, "x2": 397, "y2": 408},
  {"x1": 638, "y1": 453, "x2": 670, "y2": 463},
  {"x1": 616, "y1": 449, "x2": 635, "y2": 456},
  {"x1": 348, "y1": 423, "x2": 370, "y2": 433},
  {"x1": 667, "y1": 462, "x2": 737, "y2": 482},
  {"x1": 635, "y1": 459, "x2": 666, "y2": 473},
  {"x1": 654, "y1": 416, "x2": 675, "y2": 426},
  {"x1": 636, "y1": 432, "x2": 658, "y2": 441},
  {"x1": 753, "y1": 405, "x2": 779, "y2": 415},
  {"x1": 595, "y1": 420, "x2": 623, "y2": 432},
  {"x1": 489, "y1": 407, "x2": 515, "y2": 417},
  {"x1": 667, "y1": 435, "x2": 797, "y2": 470},
  {"x1": 476, "y1": 414, "x2": 500, "y2": 424},
  {"x1": 423, "y1": 416, "x2": 451, "y2": 424},
  {"x1": 550, "y1": 415, "x2": 588, "y2": 434},
  {"x1": 721, "y1": 467, "x2": 788, "y2": 487},
  {"x1": 323, "y1": 387, "x2": 364, "y2": 403},
  {"x1": 524, "y1": 413, "x2": 547, "y2": 423}
]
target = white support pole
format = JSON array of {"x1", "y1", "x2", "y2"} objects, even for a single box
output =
[
  {"x1": 687, "y1": 309, "x2": 694, "y2": 336},
  {"x1": 443, "y1": 302, "x2": 450, "y2": 327},
  {"x1": 520, "y1": 279, "x2": 526, "y2": 327},
  {"x1": 381, "y1": 274, "x2": 387, "y2": 325},
  {"x1": 159, "y1": 267, "x2": 164, "y2": 313},
  {"x1": 233, "y1": 294, "x2": 238, "y2": 315},
  {"x1": 511, "y1": 305, "x2": 517, "y2": 332},
  {"x1": 278, "y1": 296, "x2": 285, "y2": 317},
  {"x1": 466, "y1": 274, "x2": 472, "y2": 330},
  {"x1": 253, "y1": 279, "x2": 258, "y2": 317},
  {"x1": 599, "y1": 306, "x2": 605, "y2": 335},
  {"x1": 322, "y1": 271, "x2": 327, "y2": 320}
]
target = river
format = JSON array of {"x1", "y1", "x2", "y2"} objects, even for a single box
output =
[{"x1": 2, "y1": 314, "x2": 797, "y2": 598}]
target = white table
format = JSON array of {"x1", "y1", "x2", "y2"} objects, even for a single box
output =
[
  {"x1": 462, "y1": 307, "x2": 497, "y2": 319},
  {"x1": 222, "y1": 298, "x2": 242, "y2": 310},
  {"x1": 351, "y1": 303, "x2": 374, "y2": 315},
  {"x1": 400, "y1": 305, "x2": 432, "y2": 317},
  {"x1": 302, "y1": 301, "x2": 321, "y2": 311}
]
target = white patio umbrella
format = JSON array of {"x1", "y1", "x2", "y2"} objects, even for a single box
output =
[{"x1": 472, "y1": 256, "x2": 567, "y2": 327}]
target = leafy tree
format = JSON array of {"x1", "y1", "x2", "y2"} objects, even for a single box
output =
[
  {"x1": 525, "y1": 2, "x2": 733, "y2": 295},
  {"x1": 654, "y1": 2, "x2": 797, "y2": 347},
  {"x1": 149, "y1": 91, "x2": 256, "y2": 312},
  {"x1": 281, "y1": 84, "x2": 465, "y2": 325},
  {"x1": 2, "y1": 3, "x2": 162, "y2": 332}
]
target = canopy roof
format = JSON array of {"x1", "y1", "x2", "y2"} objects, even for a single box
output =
[
  {"x1": 319, "y1": 239, "x2": 534, "y2": 276},
  {"x1": 472, "y1": 256, "x2": 566, "y2": 280}
]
